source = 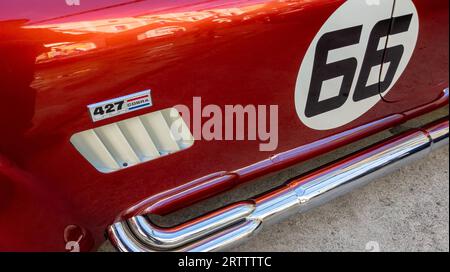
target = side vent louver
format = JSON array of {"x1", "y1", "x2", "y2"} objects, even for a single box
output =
[{"x1": 71, "y1": 108, "x2": 194, "y2": 173}]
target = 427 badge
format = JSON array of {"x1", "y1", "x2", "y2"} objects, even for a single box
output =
[{"x1": 88, "y1": 90, "x2": 153, "y2": 122}]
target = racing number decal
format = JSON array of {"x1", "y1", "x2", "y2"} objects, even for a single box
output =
[
  {"x1": 295, "y1": 0, "x2": 419, "y2": 130},
  {"x1": 354, "y1": 14, "x2": 413, "y2": 101},
  {"x1": 305, "y1": 25, "x2": 362, "y2": 118},
  {"x1": 305, "y1": 14, "x2": 413, "y2": 117}
]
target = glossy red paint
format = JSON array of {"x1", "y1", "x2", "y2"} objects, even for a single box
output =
[
  {"x1": 122, "y1": 89, "x2": 449, "y2": 218},
  {"x1": 0, "y1": 0, "x2": 448, "y2": 251}
]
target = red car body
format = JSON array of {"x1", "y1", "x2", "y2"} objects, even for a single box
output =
[{"x1": 0, "y1": 0, "x2": 448, "y2": 251}]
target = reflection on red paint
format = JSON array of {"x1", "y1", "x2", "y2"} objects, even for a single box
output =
[{"x1": 0, "y1": 0, "x2": 447, "y2": 251}]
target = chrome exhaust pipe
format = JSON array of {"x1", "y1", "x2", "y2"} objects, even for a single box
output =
[{"x1": 108, "y1": 119, "x2": 449, "y2": 252}]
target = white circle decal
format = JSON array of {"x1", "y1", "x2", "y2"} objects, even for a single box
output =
[{"x1": 295, "y1": 0, "x2": 419, "y2": 130}]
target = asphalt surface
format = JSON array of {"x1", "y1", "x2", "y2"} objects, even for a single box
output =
[{"x1": 99, "y1": 108, "x2": 449, "y2": 252}]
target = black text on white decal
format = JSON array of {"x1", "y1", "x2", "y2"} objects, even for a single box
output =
[{"x1": 93, "y1": 101, "x2": 125, "y2": 116}]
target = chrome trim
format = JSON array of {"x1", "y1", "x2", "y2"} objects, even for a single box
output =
[
  {"x1": 426, "y1": 120, "x2": 449, "y2": 151},
  {"x1": 128, "y1": 203, "x2": 255, "y2": 250},
  {"x1": 108, "y1": 119, "x2": 449, "y2": 252}
]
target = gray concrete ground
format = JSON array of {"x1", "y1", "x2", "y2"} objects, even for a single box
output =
[{"x1": 99, "y1": 108, "x2": 449, "y2": 252}]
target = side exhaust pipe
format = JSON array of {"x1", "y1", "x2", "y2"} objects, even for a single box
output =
[{"x1": 108, "y1": 119, "x2": 449, "y2": 252}]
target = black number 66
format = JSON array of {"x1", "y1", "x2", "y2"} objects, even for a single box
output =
[{"x1": 305, "y1": 14, "x2": 413, "y2": 118}]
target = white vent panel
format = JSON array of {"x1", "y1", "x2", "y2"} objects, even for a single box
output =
[
  {"x1": 94, "y1": 123, "x2": 141, "y2": 168},
  {"x1": 162, "y1": 108, "x2": 195, "y2": 149},
  {"x1": 71, "y1": 108, "x2": 194, "y2": 173},
  {"x1": 117, "y1": 117, "x2": 160, "y2": 161},
  {"x1": 140, "y1": 111, "x2": 180, "y2": 155}
]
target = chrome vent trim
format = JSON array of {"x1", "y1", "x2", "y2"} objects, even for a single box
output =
[{"x1": 71, "y1": 108, "x2": 194, "y2": 173}]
